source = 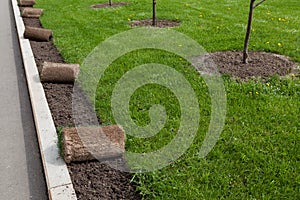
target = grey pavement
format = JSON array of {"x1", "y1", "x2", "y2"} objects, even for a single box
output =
[{"x1": 0, "y1": 0, "x2": 47, "y2": 199}]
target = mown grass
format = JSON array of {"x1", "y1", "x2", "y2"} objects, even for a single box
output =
[
  {"x1": 56, "y1": 126, "x2": 64, "y2": 157},
  {"x1": 36, "y1": 0, "x2": 299, "y2": 199},
  {"x1": 37, "y1": 0, "x2": 300, "y2": 63}
]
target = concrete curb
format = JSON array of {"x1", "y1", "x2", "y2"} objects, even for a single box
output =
[{"x1": 11, "y1": 0, "x2": 77, "y2": 199}]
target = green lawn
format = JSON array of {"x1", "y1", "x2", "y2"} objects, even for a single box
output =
[
  {"x1": 36, "y1": 0, "x2": 299, "y2": 199},
  {"x1": 38, "y1": 0, "x2": 300, "y2": 63}
]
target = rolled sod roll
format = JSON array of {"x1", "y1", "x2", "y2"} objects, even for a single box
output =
[
  {"x1": 24, "y1": 26, "x2": 52, "y2": 42},
  {"x1": 18, "y1": 0, "x2": 36, "y2": 7},
  {"x1": 21, "y1": 8, "x2": 43, "y2": 18},
  {"x1": 40, "y1": 62, "x2": 80, "y2": 83},
  {"x1": 62, "y1": 126, "x2": 125, "y2": 163}
]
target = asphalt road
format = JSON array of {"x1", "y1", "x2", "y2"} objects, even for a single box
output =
[{"x1": 0, "y1": 0, "x2": 47, "y2": 199}]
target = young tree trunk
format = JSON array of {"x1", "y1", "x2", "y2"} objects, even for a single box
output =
[
  {"x1": 152, "y1": 0, "x2": 157, "y2": 26},
  {"x1": 109, "y1": 0, "x2": 112, "y2": 6},
  {"x1": 243, "y1": 0, "x2": 255, "y2": 64}
]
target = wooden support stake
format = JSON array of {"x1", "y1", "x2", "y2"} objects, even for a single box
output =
[
  {"x1": 24, "y1": 26, "x2": 52, "y2": 42},
  {"x1": 62, "y1": 126, "x2": 125, "y2": 163},
  {"x1": 22, "y1": 8, "x2": 43, "y2": 18},
  {"x1": 40, "y1": 62, "x2": 80, "y2": 83}
]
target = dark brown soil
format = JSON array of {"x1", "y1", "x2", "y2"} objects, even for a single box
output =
[
  {"x1": 42, "y1": 83, "x2": 74, "y2": 127},
  {"x1": 211, "y1": 51, "x2": 299, "y2": 80},
  {"x1": 30, "y1": 41, "x2": 65, "y2": 73},
  {"x1": 43, "y1": 83, "x2": 102, "y2": 127},
  {"x1": 21, "y1": 8, "x2": 298, "y2": 200},
  {"x1": 91, "y1": 2, "x2": 128, "y2": 9},
  {"x1": 68, "y1": 161, "x2": 140, "y2": 200},
  {"x1": 131, "y1": 19, "x2": 181, "y2": 28},
  {"x1": 22, "y1": 17, "x2": 41, "y2": 27},
  {"x1": 22, "y1": 14, "x2": 142, "y2": 200}
]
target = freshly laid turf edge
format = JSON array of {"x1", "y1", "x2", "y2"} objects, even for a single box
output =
[{"x1": 11, "y1": 0, "x2": 77, "y2": 199}]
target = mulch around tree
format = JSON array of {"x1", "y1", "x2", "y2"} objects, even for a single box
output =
[
  {"x1": 130, "y1": 19, "x2": 181, "y2": 28},
  {"x1": 210, "y1": 51, "x2": 299, "y2": 80},
  {"x1": 21, "y1": 10, "x2": 298, "y2": 200},
  {"x1": 91, "y1": 2, "x2": 128, "y2": 9}
]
